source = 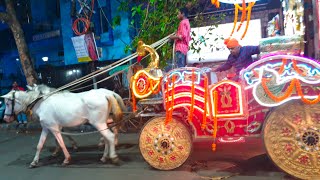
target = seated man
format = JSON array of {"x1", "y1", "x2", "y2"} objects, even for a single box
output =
[{"x1": 212, "y1": 38, "x2": 260, "y2": 81}]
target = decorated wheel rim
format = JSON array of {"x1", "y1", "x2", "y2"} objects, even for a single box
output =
[
  {"x1": 139, "y1": 117, "x2": 192, "y2": 170},
  {"x1": 263, "y1": 101, "x2": 320, "y2": 179}
]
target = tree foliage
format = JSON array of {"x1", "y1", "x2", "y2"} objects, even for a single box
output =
[{"x1": 115, "y1": 0, "x2": 225, "y2": 67}]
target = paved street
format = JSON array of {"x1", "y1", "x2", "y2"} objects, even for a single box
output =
[{"x1": 0, "y1": 129, "x2": 297, "y2": 180}]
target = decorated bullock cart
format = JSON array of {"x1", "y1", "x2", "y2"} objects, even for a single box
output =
[{"x1": 131, "y1": 40, "x2": 320, "y2": 179}]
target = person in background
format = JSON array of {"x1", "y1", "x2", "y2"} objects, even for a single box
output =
[
  {"x1": 12, "y1": 81, "x2": 28, "y2": 126},
  {"x1": 212, "y1": 38, "x2": 260, "y2": 81},
  {"x1": 170, "y1": 8, "x2": 191, "y2": 68}
]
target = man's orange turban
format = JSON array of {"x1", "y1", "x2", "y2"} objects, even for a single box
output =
[{"x1": 224, "y1": 38, "x2": 240, "y2": 49}]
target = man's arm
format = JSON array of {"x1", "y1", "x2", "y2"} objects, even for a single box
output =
[
  {"x1": 170, "y1": 21, "x2": 189, "y2": 42},
  {"x1": 212, "y1": 56, "x2": 233, "y2": 72},
  {"x1": 246, "y1": 45, "x2": 260, "y2": 55},
  {"x1": 213, "y1": 62, "x2": 232, "y2": 72}
]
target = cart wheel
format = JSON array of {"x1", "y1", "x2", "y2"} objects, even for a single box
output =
[
  {"x1": 263, "y1": 101, "x2": 320, "y2": 179},
  {"x1": 139, "y1": 116, "x2": 192, "y2": 170}
]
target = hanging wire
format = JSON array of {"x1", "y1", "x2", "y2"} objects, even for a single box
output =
[{"x1": 72, "y1": 0, "x2": 95, "y2": 35}]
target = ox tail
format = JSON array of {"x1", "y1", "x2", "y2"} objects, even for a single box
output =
[
  {"x1": 112, "y1": 92, "x2": 128, "y2": 112},
  {"x1": 105, "y1": 94, "x2": 123, "y2": 123}
]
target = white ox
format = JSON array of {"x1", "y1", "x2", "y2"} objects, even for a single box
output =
[
  {"x1": 27, "y1": 84, "x2": 121, "y2": 155},
  {"x1": 1, "y1": 86, "x2": 126, "y2": 168}
]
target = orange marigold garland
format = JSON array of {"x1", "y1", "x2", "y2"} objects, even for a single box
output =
[
  {"x1": 295, "y1": 80, "x2": 320, "y2": 104},
  {"x1": 292, "y1": 59, "x2": 307, "y2": 76},
  {"x1": 211, "y1": 0, "x2": 220, "y2": 8},
  {"x1": 130, "y1": 77, "x2": 137, "y2": 112},
  {"x1": 240, "y1": 2, "x2": 254, "y2": 40},
  {"x1": 202, "y1": 76, "x2": 208, "y2": 130},
  {"x1": 233, "y1": 2, "x2": 255, "y2": 39},
  {"x1": 165, "y1": 77, "x2": 170, "y2": 124},
  {"x1": 278, "y1": 58, "x2": 287, "y2": 74},
  {"x1": 170, "y1": 75, "x2": 176, "y2": 123},
  {"x1": 189, "y1": 70, "x2": 195, "y2": 123},
  {"x1": 165, "y1": 75, "x2": 176, "y2": 125},
  {"x1": 262, "y1": 78, "x2": 296, "y2": 102},
  {"x1": 262, "y1": 77, "x2": 320, "y2": 104},
  {"x1": 212, "y1": 90, "x2": 218, "y2": 151},
  {"x1": 230, "y1": 3, "x2": 239, "y2": 37},
  {"x1": 237, "y1": 0, "x2": 246, "y2": 32}
]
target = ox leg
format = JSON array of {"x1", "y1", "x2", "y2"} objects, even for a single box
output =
[
  {"x1": 98, "y1": 136, "x2": 105, "y2": 148},
  {"x1": 65, "y1": 135, "x2": 78, "y2": 151},
  {"x1": 53, "y1": 135, "x2": 78, "y2": 156},
  {"x1": 30, "y1": 128, "x2": 49, "y2": 168},
  {"x1": 52, "y1": 131, "x2": 71, "y2": 166},
  {"x1": 52, "y1": 139, "x2": 61, "y2": 157},
  {"x1": 95, "y1": 123, "x2": 120, "y2": 165}
]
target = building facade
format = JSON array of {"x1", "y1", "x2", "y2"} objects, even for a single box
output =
[{"x1": 0, "y1": 0, "x2": 132, "y2": 93}]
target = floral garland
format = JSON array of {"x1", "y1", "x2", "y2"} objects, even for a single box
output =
[
  {"x1": 211, "y1": 0, "x2": 220, "y2": 8},
  {"x1": 261, "y1": 78, "x2": 296, "y2": 102},
  {"x1": 189, "y1": 70, "x2": 195, "y2": 122},
  {"x1": 237, "y1": 0, "x2": 246, "y2": 32},
  {"x1": 230, "y1": 2, "x2": 239, "y2": 37},
  {"x1": 165, "y1": 78, "x2": 169, "y2": 123},
  {"x1": 262, "y1": 78, "x2": 320, "y2": 104},
  {"x1": 202, "y1": 76, "x2": 208, "y2": 130},
  {"x1": 292, "y1": 59, "x2": 306, "y2": 76},
  {"x1": 170, "y1": 75, "x2": 176, "y2": 121},
  {"x1": 130, "y1": 77, "x2": 137, "y2": 112},
  {"x1": 212, "y1": 90, "x2": 218, "y2": 151},
  {"x1": 232, "y1": 2, "x2": 255, "y2": 39},
  {"x1": 165, "y1": 75, "x2": 176, "y2": 125},
  {"x1": 295, "y1": 80, "x2": 320, "y2": 104},
  {"x1": 278, "y1": 58, "x2": 287, "y2": 74}
]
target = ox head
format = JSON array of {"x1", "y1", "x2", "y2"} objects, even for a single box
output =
[
  {"x1": 1, "y1": 91, "x2": 28, "y2": 123},
  {"x1": 27, "y1": 84, "x2": 55, "y2": 95},
  {"x1": 26, "y1": 84, "x2": 37, "y2": 91}
]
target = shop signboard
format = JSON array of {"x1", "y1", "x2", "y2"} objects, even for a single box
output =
[{"x1": 71, "y1": 33, "x2": 99, "y2": 62}]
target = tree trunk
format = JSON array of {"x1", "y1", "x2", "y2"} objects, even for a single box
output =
[{"x1": 3, "y1": 0, "x2": 38, "y2": 85}]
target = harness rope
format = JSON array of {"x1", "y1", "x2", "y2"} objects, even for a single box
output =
[
  {"x1": 52, "y1": 112, "x2": 140, "y2": 136},
  {"x1": 28, "y1": 34, "x2": 172, "y2": 106},
  {"x1": 21, "y1": 34, "x2": 173, "y2": 135}
]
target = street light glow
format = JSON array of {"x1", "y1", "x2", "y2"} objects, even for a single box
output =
[{"x1": 42, "y1": 57, "x2": 48, "y2": 62}]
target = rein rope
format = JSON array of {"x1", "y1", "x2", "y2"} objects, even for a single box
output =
[
  {"x1": 48, "y1": 34, "x2": 172, "y2": 94},
  {"x1": 27, "y1": 33, "x2": 172, "y2": 106}
]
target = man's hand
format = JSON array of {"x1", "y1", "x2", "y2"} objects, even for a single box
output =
[{"x1": 170, "y1": 35, "x2": 181, "y2": 40}]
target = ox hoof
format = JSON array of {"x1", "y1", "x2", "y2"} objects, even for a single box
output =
[
  {"x1": 29, "y1": 162, "x2": 38, "y2": 168},
  {"x1": 51, "y1": 152, "x2": 60, "y2": 157},
  {"x1": 61, "y1": 158, "x2": 71, "y2": 166},
  {"x1": 111, "y1": 157, "x2": 122, "y2": 166},
  {"x1": 100, "y1": 157, "x2": 110, "y2": 163}
]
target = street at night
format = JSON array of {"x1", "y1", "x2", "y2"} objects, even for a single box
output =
[
  {"x1": 0, "y1": 0, "x2": 319, "y2": 179},
  {"x1": 0, "y1": 130, "x2": 295, "y2": 180}
]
